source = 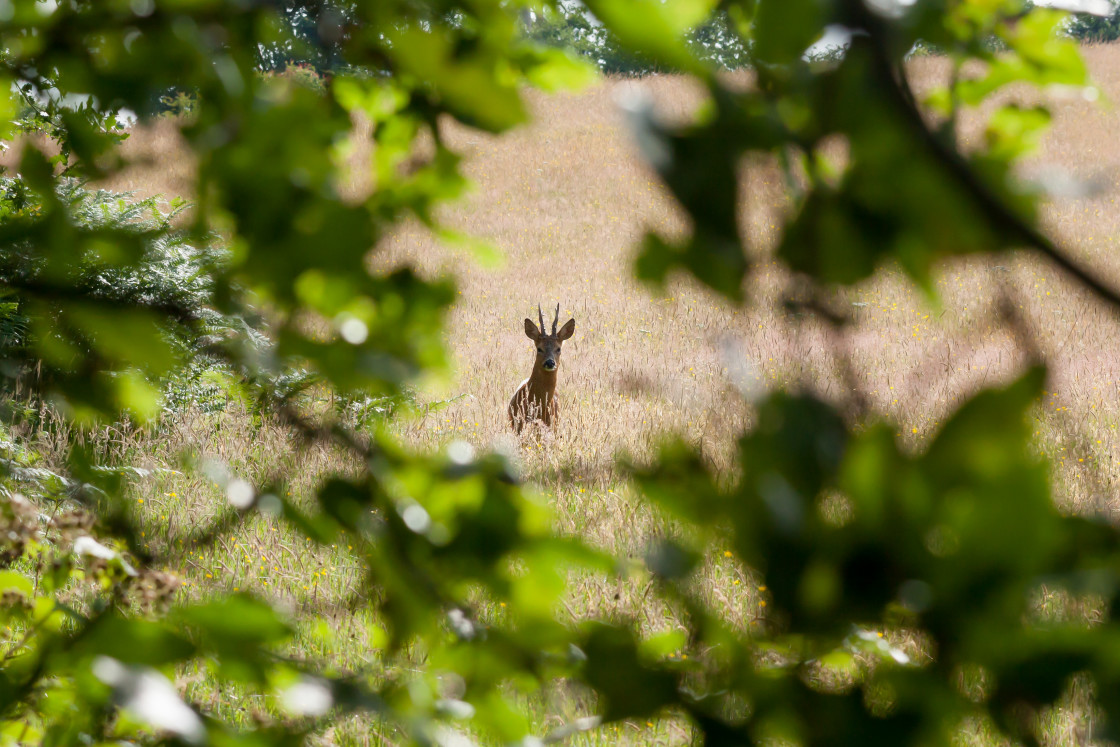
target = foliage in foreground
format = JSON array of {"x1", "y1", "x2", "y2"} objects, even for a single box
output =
[{"x1": 3, "y1": 0, "x2": 1120, "y2": 745}]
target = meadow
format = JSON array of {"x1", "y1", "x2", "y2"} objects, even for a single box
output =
[{"x1": 25, "y1": 44, "x2": 1120, "y2": 744}]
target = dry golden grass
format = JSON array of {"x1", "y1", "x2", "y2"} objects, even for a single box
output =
[
  {"x1": 26, "y1": 44, "x2": 1120, "y2": 744},
  {"x1": 385, "y1": 49, "x2": 1120, "y2": 522}
]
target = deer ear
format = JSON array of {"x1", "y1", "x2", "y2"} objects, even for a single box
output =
[
  {"x1": 557, "y1": 318, "x2": 575, "y2": 341},
  {"x1": 524, "y1": 318, "x2": 540, "y2": 340}
]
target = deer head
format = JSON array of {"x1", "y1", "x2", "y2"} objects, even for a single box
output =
[{"x1": 524, "y1": 303, "x2": 575, "y2": 374}]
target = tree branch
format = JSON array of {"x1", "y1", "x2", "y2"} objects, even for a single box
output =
[{"x1": 852, "y1": 3, "x2": 1120, "y2": 314}]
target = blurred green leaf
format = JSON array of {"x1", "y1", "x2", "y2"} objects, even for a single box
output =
[
  {"x1": 384, "y1": 25, "x2": 528, "y2": 133},
  {"x1": 753, "y1": 0, "x2": 827, "y2": 64},
  {"x1": 581, "y1": 625, "x2": 679, "y2": 721},
  {"x1": 71, "y1": 616, "x2": 196, "y2": 668},
  {"x1": 582, "y1": 0, "x2": 711, "y2": 74}
]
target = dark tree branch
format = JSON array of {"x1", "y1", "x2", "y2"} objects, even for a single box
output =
[{"x1": 850, "y1": 2, "x2": 1120, "y2": 315}]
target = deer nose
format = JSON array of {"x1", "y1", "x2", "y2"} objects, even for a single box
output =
[{"x1": 543, "y1": 359, "x2": 557, "y2": 371}]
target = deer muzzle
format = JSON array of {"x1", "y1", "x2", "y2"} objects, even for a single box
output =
[{"x1": 542, "y1": 359, "x2": 557, "y2": 372}]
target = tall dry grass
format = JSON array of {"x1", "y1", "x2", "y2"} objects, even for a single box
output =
[
  {"x1": 382, "y1": 48, "x2": 1120, "y2": 520},
  {"x1": 17, "y1": 44, "x2": 1120, "y2": 744}
]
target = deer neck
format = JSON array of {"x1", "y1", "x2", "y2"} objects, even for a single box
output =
[{"x1": 528, "y1": 365, "x2": 557, "y2": 395}]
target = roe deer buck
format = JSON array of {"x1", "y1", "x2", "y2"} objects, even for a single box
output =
[{"x1": 509, "y1": 303, "x2": 575, "y2": 434}]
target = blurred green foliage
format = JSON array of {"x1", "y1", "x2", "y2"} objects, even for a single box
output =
[{"x1": 2, "y1": 0, "x2": 1120, "y2": 745}]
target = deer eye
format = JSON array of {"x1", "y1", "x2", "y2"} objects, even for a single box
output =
[{"x1": 536, "y1": 347, "x2": 543, "y2": 353}]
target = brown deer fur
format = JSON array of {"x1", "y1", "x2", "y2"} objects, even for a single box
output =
[{"x1": 509, "y1": 304, "x2": 575, "y2": 434}]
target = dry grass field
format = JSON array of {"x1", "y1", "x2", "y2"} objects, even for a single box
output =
[{"x1": 26, "y1": 43, "x2": 1120, "y2": 744}]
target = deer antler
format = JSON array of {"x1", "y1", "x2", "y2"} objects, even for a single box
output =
[
  {"x1": 538, "y1": 304, "x2": 545, "y2": 335},
  {"x1": 552, "y1": 303, "x2": 559, "y2": 336}
]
